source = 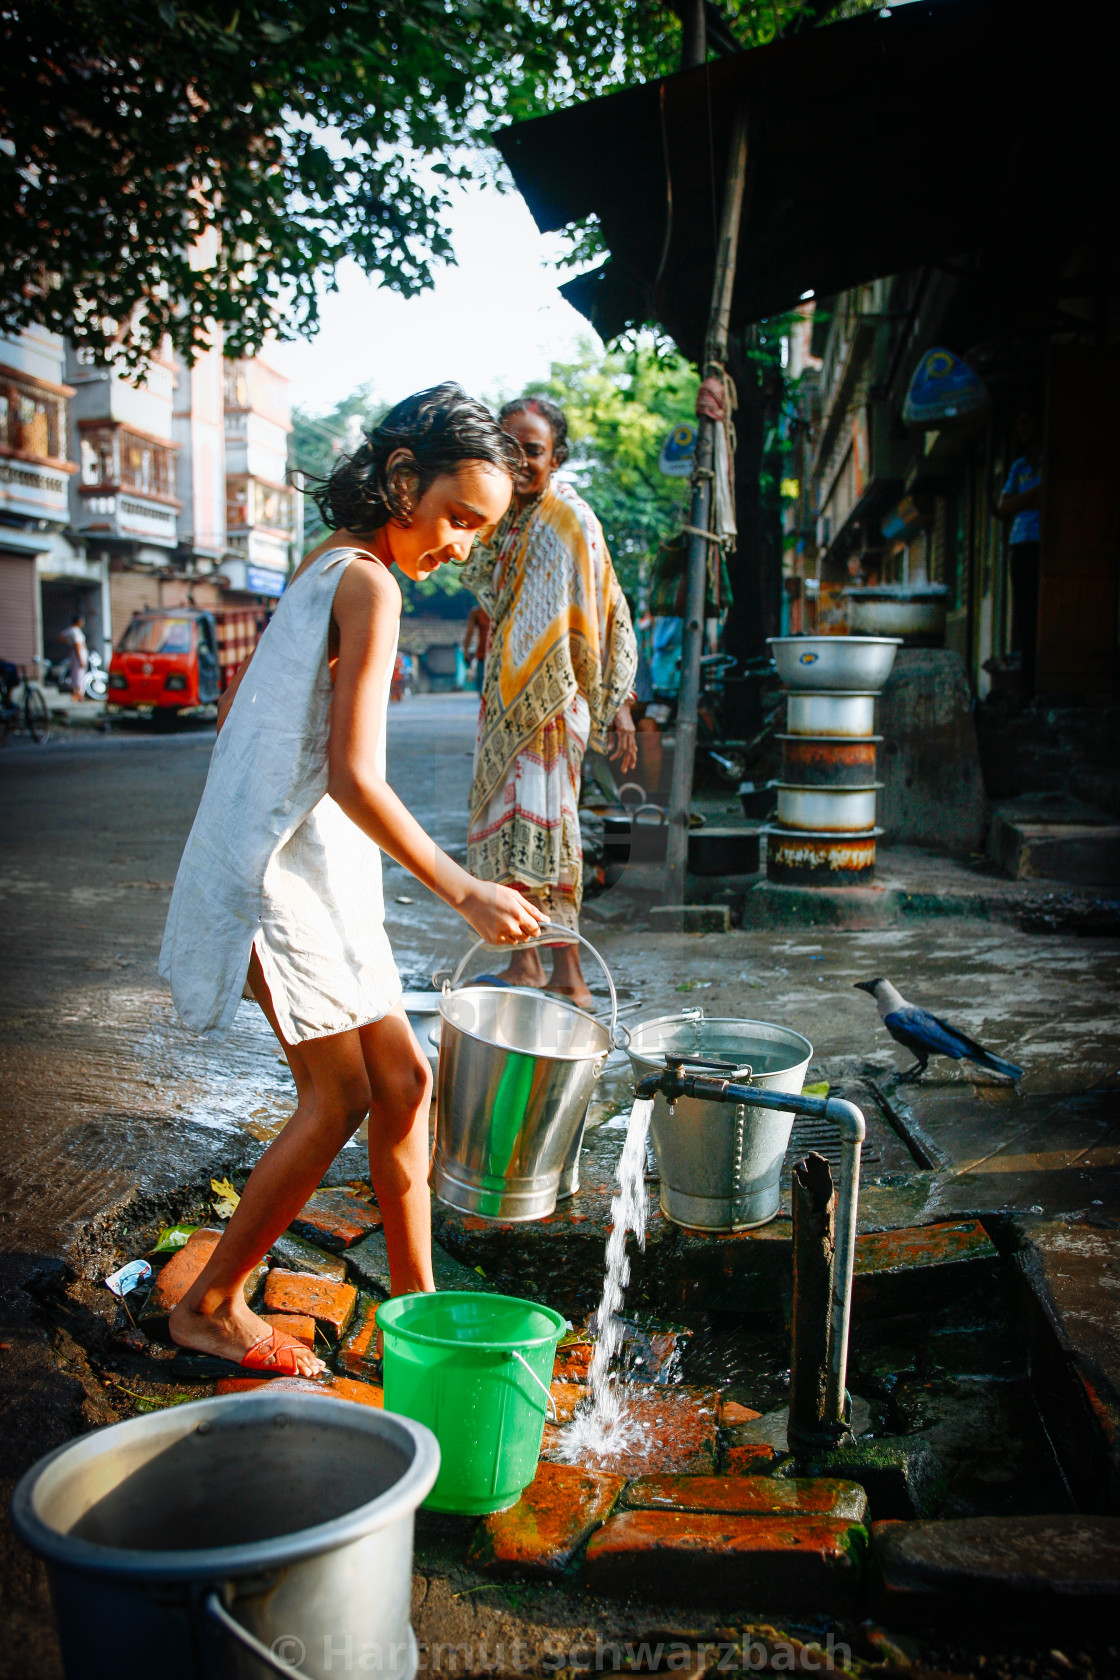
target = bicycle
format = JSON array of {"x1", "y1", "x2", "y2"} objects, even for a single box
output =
[{"x1": 0, "y1": 659, "x2": 51, "y2": 744}]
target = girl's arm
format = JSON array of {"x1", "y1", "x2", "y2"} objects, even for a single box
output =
[{"x1": 326, "y1": 559, "x2": 544, "y2": 946}]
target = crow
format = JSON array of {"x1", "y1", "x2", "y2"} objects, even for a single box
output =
[{"x1": 854, "y1": 978, "x2": 1023, "y2": 1084}]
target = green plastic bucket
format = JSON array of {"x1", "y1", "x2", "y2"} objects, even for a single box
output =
[{"x1": 378, "y1": 1292, "x2": 566, "y2": 1514}]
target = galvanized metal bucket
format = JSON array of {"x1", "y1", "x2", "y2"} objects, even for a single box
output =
[
  {"x1": 620, "y1": 1011, "x2": 812, "y2": 1230},
  {"x1": 10, "y1": 1391, "x2": 439, "y2": 1680},
  {"x1": 432, "y1": 931, "x2": 620, "y2": 1222}
]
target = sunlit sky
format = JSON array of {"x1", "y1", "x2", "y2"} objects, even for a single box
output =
[{"x1": 267, "y1": 178, "x2": 599, "y2": 418}]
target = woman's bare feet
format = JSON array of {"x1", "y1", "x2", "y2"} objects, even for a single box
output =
[
  {"x1": 545, "y1": 944, "x2": 593, "y2": 1011},
  {"x1": 497, "y1": 946, "x2": 548, "y2": 988},
  {"x1": 169, "y1": 1294, "x2": 325, "y2": 1378}
]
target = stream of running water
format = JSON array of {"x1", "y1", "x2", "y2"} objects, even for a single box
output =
[{"x1": 555, "y1": 1096, "x2": 654, "y2": 1463}]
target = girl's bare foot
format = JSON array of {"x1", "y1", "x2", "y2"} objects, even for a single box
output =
[
  {"x1": 545, "y1": 981, "x2": 594, "y2": 1010},
  {"x1": 546, "y1": 945, "x2": 593, "y2": 1011},
  {"x1": 169, "y1": 1295, "x2": 325, "y2": 1378}
]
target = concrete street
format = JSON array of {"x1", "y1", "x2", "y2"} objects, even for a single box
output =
[{"x1": 2, "y1": 696, "x2": 1120, "y2": 1675}]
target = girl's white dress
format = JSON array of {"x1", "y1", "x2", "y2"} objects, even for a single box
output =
[{"x1": 159, "y1": 548, "x2": 401, "y2": 1043}]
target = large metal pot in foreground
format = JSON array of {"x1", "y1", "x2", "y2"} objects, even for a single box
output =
[
  {"x1": 768, "y1": 635, "x2": 901, "y2": 692},
  {"x1": 10, "y1": 1392, "x2": 439, "y2": 1680},
  {"x1": 621, "y1": 1011, "x2": 812, "y2": 1230},
  {"x1": 432, "y1": 932, "x2": 619, "y2": 1222}
]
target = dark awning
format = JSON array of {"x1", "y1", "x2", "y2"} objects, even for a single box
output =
[{"x1": 494, "y1": 0, "x2": 1114, "y2": 360}]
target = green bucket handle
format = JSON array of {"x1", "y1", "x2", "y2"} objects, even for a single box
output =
[{"x1": 438, "y1": 928, "x2": 623, "y2": 1048}]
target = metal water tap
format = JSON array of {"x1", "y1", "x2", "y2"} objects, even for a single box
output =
[{"x1": 635, "y1": 1057, "x2": 866, "y2": 1435}]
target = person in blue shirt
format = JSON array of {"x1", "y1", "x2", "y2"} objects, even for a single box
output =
[{"x1": 998, "y1": 410, "x2": 1043, "y2": 692}]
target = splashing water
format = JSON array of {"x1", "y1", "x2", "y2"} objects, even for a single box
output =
[{"x1": 555, "y1": 1097, "x2": 654, "y2": 1464}]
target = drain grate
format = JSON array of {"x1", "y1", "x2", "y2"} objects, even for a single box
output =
[{"x1": 785, "y1": 1114, "x2": 882, "y2": 1179}]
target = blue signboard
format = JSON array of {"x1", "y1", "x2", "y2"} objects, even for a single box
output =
[
  {"x1": 659, "y1": 422, "x2": 697, "y2": 477},
  {"x1": 246, "y1": 565, "x2": 287, "y2": 597},
  {"x1": 903, "y1": 348, "x2": 988, "y2": 427}
]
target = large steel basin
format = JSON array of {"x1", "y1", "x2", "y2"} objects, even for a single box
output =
[
  {"x1": 768, "y1": 636, "x2": 901, "y2": 692},
  {"x1": 784, "y1": 691, "x2": 877, "y2": 738}
]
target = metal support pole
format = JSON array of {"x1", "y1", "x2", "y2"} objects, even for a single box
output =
[
  {"x1": 664, "y1": 104, "x2": 749, "y2": 909},
  {"x1": 787, "y1": 1151, "x2": 836, "y2": 1451},
  {"x1": 679, "y1": 0, "x2": 707, "y2": 68}
]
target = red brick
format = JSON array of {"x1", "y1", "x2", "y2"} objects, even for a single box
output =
[
  {"x1": 261, "y1": 1269, "x2": 357, "y2": 1339},
  {"x1": 258, "y1": 1312, "x2": 317, "y2": 1349},
  {"x1": 289, "y1": 1188, "x2": 383, "y2": 1252},
  {"x1": 543, "y1": 1386, "x2": 720, "y2": 1477},
  {"x1": 140, "y1": 1227, "x2": 222, "y2": 1331},
  {"x1": 468, "y1": 1461, "x2": 626, "y2": 1579},
  {"x1": 214, "y1": 1373, "x2": 384, "y2": 1407},
  {"x1": 549, "y1": 1382, "x2": 585, "y2": 1424},
  {"x1": 584, "y1": 1510, "x2": 866, "y2": 1610},
  {"x1": 554, "y1": 1341, "x2": 593, "y2": 1383},
  {"x1": 337, "y1": 1294, "x2": 381, "y2": 1376},
  {"x1": 329, "y1": 1375, "x2": 385, "y2": 1407},
  {"x1": 140, "y1": 1230, "x2": 266, "y2": 1340},
  {"x1": 720, "y1": 1399, "x2": 762, "y2": 1427},
  {"x1": 724, "y1": 1444, "x2": 780, "y2": 1476},
  {"x1": 621, "y1": 1475, "x2": 868, "y2": 1523}
]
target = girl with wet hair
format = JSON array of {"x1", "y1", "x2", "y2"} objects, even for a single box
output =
[
  {"x1": 463, "y1": 393, "x2": 637, "y2": 1009},
  {"x1": 160, "y1": 382, "x2": 545, "y2": 1381}
]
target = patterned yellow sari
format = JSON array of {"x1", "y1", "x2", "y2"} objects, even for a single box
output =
[{"x1": 464, "y1": 480, "x2": 637, "y2": 927}]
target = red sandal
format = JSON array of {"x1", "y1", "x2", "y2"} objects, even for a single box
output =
[{"x1": 240, "y1": 1328, "x2": 317, "y2": 1377}]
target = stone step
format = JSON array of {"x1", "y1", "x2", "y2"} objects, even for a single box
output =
[
  {"x1": 468, "y1": 1462, "x2": 625, "y2": 1579},
  {"x1": 872, "y1": 1515, "x2": 1120, "y2": 1619},
  {"x1": 585, "y1": 1509, "x2": 866, "y2": 1610},
  {"x1": 989, "y1": 798, "x2": 1120, "y2": 885}
]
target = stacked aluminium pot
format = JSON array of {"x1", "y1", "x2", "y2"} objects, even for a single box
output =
[{"x1": 765, "y1": 637, "x2": 901, "y2": 885}]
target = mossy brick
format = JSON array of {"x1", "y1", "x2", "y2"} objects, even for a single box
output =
[
  {"x1": 775, "y1": 1435, "x2": 945, "y2": 1520},
  {"x1": 584, "y1": 1510, "x2": 866, "y2": 1610},
  {"x1": 467, "y1": 1462, "x2": 626, "y2": 1579},
  {"x1": 543, "y1": 1387, "x2": 721, "y2": 1477},
  {"x1": 871, "y1": 1515, "x2": 1120, "y2": 1619},
  {"x1": 269, "y1": 1229, "x2": 348, "y2": 1282},
  {"x1": 337, "y1": 1293, "x2": 380, "y2": 1376},
  {"x1": 262, "y1": 1269, "x2": 357, "y2": 1339},
  {"x1": 724, "y1": 1443, "x2": 781, "y2": 1476},
  {"x1": 140, "y1": 1231, "x2": 266, "y2": 1341},
  {"x1": 720, "y1": 1400, "x2": 762, "y2": 1426},
  {"x1": 344, "y1": 1229, "x2": 492, "y2": 1296},
  {"x1": 289, "y1": 1187, "x2": 383, "y2": 1252},
  {"x1": 258, "y1": 1312, "x2": 317, "y2": 1350},
  {"x1": 329, "y1": 1374, "x2": 384, "y2": 1407},
  {"x1": 852, "y1": 1220, "x2": 998, "y2": 1316},
  {"x1": 621, "y1": 1475, "x2": 867, "y2": 1523},
  {"x1": 549, "y1": 1382, "x2": 585, "y2": 1424}
]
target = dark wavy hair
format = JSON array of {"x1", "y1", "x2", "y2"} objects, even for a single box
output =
[
  {"x1": 499, "y1": 395, "x2": 570, "y2": 467},
  {"x1": 312, "y1": 383, "x2": 523, "y2": 533}
]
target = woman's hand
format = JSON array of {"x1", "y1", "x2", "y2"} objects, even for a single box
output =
[
  {"x1": 608, "y1": 703, "x2": 638, "y2": 776},
  {"x1": 460, "y1": 881, "x2": 548, "y2": 947}
]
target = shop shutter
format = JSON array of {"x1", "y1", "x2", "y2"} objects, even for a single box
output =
[{"x1": 0, "y1": 554, "x2": 38, "y2": 668}]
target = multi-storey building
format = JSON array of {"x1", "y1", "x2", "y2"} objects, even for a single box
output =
[
  {"x1": 0, "y1": 317, "x2": 300, "y2": 674},
  {"x1": 222, "y1": 356, "x2": 300, "y2": 602},
  {"x1": 0, "y1": 326, "x2": 84, "y2": 672}
]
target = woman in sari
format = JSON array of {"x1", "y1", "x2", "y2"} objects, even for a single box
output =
[{"x1": 464, "y1": 397, "x2": 637, "y2": 1008}]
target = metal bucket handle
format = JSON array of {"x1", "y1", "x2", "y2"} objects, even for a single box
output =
[
  {"x1": 445, "y1": 928, "x2": 621, "y2": 1048},
  {"x1": 205, "y1": 1589, "x2": 313, "y2": 1677}
]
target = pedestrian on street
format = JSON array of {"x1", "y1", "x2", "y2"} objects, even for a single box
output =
[
  {"x1": 462, "y1": 395, "x2": 637, "y2": 1009},
  {"x1": 159, "y1": 385, "x2": 545, "y2": 1379},
  {"x1": 59, "y1": 613, "x2": 88, "y2": 700},
  {"x1": 462, "y1": 602, "x2": 490, "y2": 693},
  {"x1": 997, "y1": 410, "x2": 1043, "y2": 692}
]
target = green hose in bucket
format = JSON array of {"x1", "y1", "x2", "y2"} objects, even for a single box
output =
[{"x1": 378, "y1": 1291, "x2": 566, "y2": 1514}]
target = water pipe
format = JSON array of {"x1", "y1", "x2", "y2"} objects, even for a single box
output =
[{"x1": 634, "y1": 1061, "x2": 866, "y2": 1429}]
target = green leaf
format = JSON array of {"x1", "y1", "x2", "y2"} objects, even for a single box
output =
[{"x1": 149, "y1": 1224, "x2": 198, "y2": 1254}]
